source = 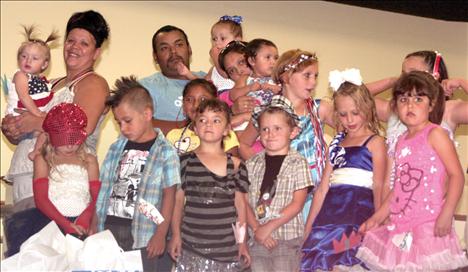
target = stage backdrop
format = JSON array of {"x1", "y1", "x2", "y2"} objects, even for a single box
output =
[{"x1": 1, "y1": 1, "x2": 467, "y2": 214}]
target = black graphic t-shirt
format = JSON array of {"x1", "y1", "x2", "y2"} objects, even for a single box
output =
[{"x1": 106, "y1": 137, "x2": 156, "y2": 220}]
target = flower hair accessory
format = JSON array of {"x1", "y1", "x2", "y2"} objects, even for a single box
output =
[
  {"x1": 251, "y1": 95, "x2": 300, "y2": 129},
  {"x1": 283, "y1": 53, "x2": 317, "y2": 73},
  {"x1": 328, "y1": 68, "x2": 363, "y2": 92},
  {"x1": 220, "y1": 15, "x2": 243, "y2": 25}
]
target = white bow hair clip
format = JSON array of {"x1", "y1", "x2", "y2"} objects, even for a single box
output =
[{"x1": 329, "y1": 68, "x2": 363, "y2": 92}]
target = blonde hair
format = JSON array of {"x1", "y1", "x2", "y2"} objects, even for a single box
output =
[
  {"x1": 272, "y1": 49, "x2": 318, "y2": 84},
  {"x1": 41, "y1": 134, "x2": 88, "y2": 174},
  {"x1": 17, "y1": 25, "x2": 59, "y2": 69},
  {"x1": 333, "y1": 82, "x2": 382, "y2": 135}
]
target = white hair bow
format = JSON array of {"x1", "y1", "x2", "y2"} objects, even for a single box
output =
[{"x1": 329, "y1": 68, "x2": 363, "y2": 91}]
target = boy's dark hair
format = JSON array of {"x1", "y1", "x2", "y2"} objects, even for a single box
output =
[
  {"x1": 196, "y1": 98, "x2": 231, "y2": 124},
  {"x1": 152, "y1": 25, "x2": 189, "y2": 54},
  {"x1": 245, "y1": 38, "x2": 277, "y2": 68},
  {"x1": 183, "y1": 78, "x2": 218, "y2": 98},
  {"x1": 405, "y1": 50, "x2": 448, "y2": 82},
  {"x1": 218, "y1": 40, "x2": 248, "y2": 74},
  {"x1": 106, "y1": 76, "x2": 154, "y2": 112},
  {"x1": 391, "y1": 71, "x2": 445, "y2": 124},
  {"x1": 66, "y1": 10, "x2": 109, "y2": 48}
]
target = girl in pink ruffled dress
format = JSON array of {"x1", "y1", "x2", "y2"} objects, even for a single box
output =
[{"x1": 356, "y1": 71, "x2": 468, "y2": 271}]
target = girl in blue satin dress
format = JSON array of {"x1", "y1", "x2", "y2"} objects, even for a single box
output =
[{"x1": 301, "y1": 70, "x2": 387, "y2": 271}]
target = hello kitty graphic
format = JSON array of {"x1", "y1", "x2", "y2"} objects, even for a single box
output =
[{"x1": 390, "y1": 162, "x2": 423, "y2": 216}]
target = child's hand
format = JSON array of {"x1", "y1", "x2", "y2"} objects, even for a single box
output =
[
  {"x1": 249, "y1": 81, "x2": 262, "y2": 93},
  {"x1": 70, "y1": 223, "x2": 87, "y2": 236},
  {"x1": 262, "y1": 235, "x2": 278, "y2": 250},
  {"x1": 434, "y1": 209, "x2": 453, "y2": 237},
  {"x1": 146, "y1": 232, "x2": 166, "y2": 258},
  {"x1": 254, "y1": 225, "x2": 272, "y2": 244},
  {"x1": 175, "y1": 62, "x2": 196, "y2": 80},
  {"x1": 168, "y1": 234, "x2": 182, "y2": 261},
  {"x1": 238, "y1": 242, "x2": 251, "y2": 267},
  {"x1": 441, "y1": 79, "x2": 461, "y2": 97},
  {"x1": 358, "y1": 216, "x2": 380, "y2": 234},
  {"x1": 262, "y1": 83, "x2": 282, "y2": 94}
]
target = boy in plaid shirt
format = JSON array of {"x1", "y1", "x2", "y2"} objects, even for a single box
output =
[{"x1": 245, "y1": 95, "x2": 312, "y2": 271}]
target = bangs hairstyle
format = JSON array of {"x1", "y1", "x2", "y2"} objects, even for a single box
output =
[
  {"x1": 212, "y1": 20, "x2": 243, "y2": 39},
  {"x1": 333, "y1": 82, "x2": 382, "y2": 135},
  {"x1": 196, "y1": 98, "x2": 231, "y2": 124},
  {"x1": 106, "y1": 75, "x2": 153, "y2": 112},
  {"x1": 218, "y1": 40, "x2": 248, "y2": 73},
  {"x1": 17, "y1": 25, "x2": 59, "y2": 64},
  {"x1": 392, "y1": 71, "x2": 445, "y2": 124},
  {"x1": 405, "y1": 50, "x2": 448, "y2": 82},
  {"x1": 258, "y1": 107, "x2": 296, "y2": 129},
  {"x1": 66, "y1": 10, "x2": 109, "y2": 48},
  {"x1": 183, "y1": 78, "x2": 217, "y2": 98},
  {"x1": 273, "y1": 49, "x2": 318, "y2": 84}
]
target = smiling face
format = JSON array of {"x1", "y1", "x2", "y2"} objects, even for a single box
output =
[
  {"x1": 284, "y1": 63, "x2": 318, "y2": 101},
  {"x1": 259, "y1": 111, "x2": 298, "y2": 156},
  {"x1": 153, "y1": 30, "x2": 192, "y2": 79},
  {"x1": 249, "y1": 45, "x2": 279, "y2": 78},
  {"x1": 17, "y1": 43, "x2": 49, "y2": 75},
  {"x1": 64, "y1": 28, "x2": 100, "y2": 73}
]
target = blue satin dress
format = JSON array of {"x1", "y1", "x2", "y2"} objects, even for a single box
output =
[{"x1": 301, "y1": 133, "x2": 375, "y2": 271}]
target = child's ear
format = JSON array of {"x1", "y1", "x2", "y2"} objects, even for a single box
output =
[
  {"x1": 143, "y1": 107, "x2": 153, "y2": 121},
  {"x1": 41, "y1": 61, "x2": 49, "y2": 71},
  {"x1": 290, "y1": 126, "x2": 300, "y2": 139},
  {"x1": 247, "y1": 56, "x2": 256, "y2": 68}
]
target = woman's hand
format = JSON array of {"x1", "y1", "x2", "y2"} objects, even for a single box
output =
[
  {"x1": 232, "y1": 95, "x2": 256, "y2": 115},
  {"x1": 1, "y1": 111, "x2": 44, "y2": 144}
]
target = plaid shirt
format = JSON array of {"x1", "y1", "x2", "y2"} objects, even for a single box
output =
[
  {"x1": 246, "y1": 149, "x2": 312, "y2": 240},
  {"x1": 96, "y1": 128, "x2": 180, "y2": 249}
]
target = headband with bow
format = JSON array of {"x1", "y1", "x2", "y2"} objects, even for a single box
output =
[{"x1": 220, "y1": 15, "x2": 243, "y2": 25}]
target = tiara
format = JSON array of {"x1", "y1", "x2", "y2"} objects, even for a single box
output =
[
  {"x1": 283, "y1": 53, "x2": 317, "y2": 72},
  {"x1": 220, "y1": 15, "x2": 243, "y2": 25}
]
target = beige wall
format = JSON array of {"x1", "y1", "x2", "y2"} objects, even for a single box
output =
[{"x1": 1, "y1": 1, "x2": 467, "y2": 214}]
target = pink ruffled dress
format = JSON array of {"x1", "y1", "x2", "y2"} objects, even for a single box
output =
[{"x1": 357, "y1": 123, "x2": 468, "y2": 271}]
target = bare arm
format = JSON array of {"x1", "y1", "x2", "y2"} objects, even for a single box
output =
[
  {"x1": 444, "y1": 100, "x2": 468, "y2": 131},
  {"x1": 304, "y1": 161, "x2": 332, "y2": 237},
  {"x1": 365, "y1": 77, "x2": 397, "y2": 96},
  {"x1": 255, "y1": 188, "x2": 308, "y2": 243},
  {"x1": 317, "y1": 99, "x2": 335, "y2": 128},
  {"x1": 441, "y1": 78, "x2": 468, "y2": 97},
  {"x1": 13, "y1": 71, "x2": 44, "y2": 117},
  {"x1": 147, "y1": 185, "x2": 176, "y2": 258},
  {"x1": 429, "y1": 127, "x2": 464, "y2": 237},
  {"x1": 85, "y1": 154, "x2": 99, "y2": 181},
  {"x1": 238, "y1": 123, "x2": 259, "y2": 161},
  {"x1": 168, "y1": 188, "x2": 185, "y2": 260},
  {"x1": 368, "y1": 136, "x2": 387, "y2": 209},
  {"x1": 230, "y1": 81, "x2": 260, "y2": 102},
  {"x1": 73, "y1": 74, "x2": 109, "y2": 135}
]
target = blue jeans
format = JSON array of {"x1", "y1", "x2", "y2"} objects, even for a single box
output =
[
  {"x1": 104, "y1": 220, "x2": 174, "y2": 272},
  {"x1": 4, "y1": 208, "x2": 77, "y2": 257}
]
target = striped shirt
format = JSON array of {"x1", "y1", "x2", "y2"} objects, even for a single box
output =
[{"x1": 180, "y1": 152, "x2": 249, "y2": 262}]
